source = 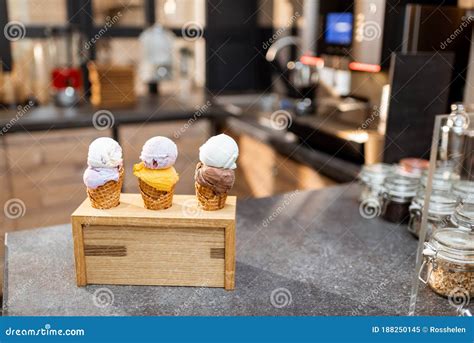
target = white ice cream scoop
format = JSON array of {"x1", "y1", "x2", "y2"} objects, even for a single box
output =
[
  {"x1": 199, "y1": 134, "x2": 239, "y2": 169},
  {"x1": 87, "y1": 137, "x2": 123, "y2": 168}
]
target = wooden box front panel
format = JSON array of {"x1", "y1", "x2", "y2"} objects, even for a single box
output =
[{"x1": 83, "y1": 225, "x2": 225, "y2": 287}]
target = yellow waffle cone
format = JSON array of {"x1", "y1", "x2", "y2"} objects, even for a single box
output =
[
  {"x1": 86, "y1": 168, "x2": 124, "y2": 209},
  {"x1": 138, "y1": 178, "x2": 174, "y2": 210},
  {"x1": 195, "y1": 182, "x2": 227, "y2": 211}
]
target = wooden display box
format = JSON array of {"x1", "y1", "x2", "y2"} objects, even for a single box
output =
[{"x1": 71, "y1": 194, "x2": 236, "y2": 290}]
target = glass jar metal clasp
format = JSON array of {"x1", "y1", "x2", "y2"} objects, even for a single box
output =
[
  {"x1": 418, "y1": 243, "x2": 438, "y2": 284},
  {"x1": 408, "y1": 203, "x2": 422, "y2": 232}
]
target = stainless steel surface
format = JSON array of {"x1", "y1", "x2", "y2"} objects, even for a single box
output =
[
  {"x1": 301, "y1": 0, "x2": 319, "y2": 56},
  {"x1": 352, "y1": 0, "x2": 386, "y2": 65},
  {"x1": 288, "y1": 61, "x2": 316, "y2": 89},
  {"x1": 265, "y1": 36, "x2": 301, "y2": 63},
  {"x1": 266, "y1": 35, "x2": 318, "y2": 107},
  {"x1": 214, "y1": 93, "x2": 381, "y2": 154},
  {"x1": 54, "y1": 87, "x2": 80, "y2": 107},
  {"x1": 214, "y1": 93, "x2": 294, "y2": 132},
  {"x1": 214, "y1": 93, "x2": 370, "y2": 128},
  {"x1": 214, "y1": 93, "x2": 282, "y2": 115}
]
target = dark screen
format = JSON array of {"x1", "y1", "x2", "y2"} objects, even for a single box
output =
[{"x1": 0, "y1": 0, "x2": 13, "y2": 71}]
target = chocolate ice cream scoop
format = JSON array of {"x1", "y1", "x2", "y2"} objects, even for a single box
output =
[{"x1": 195, "y1": 162, "x2": 235, "y2": 194}]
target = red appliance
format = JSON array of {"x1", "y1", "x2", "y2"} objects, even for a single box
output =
[{"x1": 48, "y1": 27, "x2": 84, "y2": 107}]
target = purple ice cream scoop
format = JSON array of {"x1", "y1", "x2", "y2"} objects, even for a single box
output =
[
  {"x1": 140, "y1": 136, "x2": 178, "y2": 169},
  {"x1": 83, "y1": 166, "x2": 120, "y2": 189}
]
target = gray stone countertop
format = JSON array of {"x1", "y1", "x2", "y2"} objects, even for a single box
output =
[{"x1": 3, "y1": 184, "x2": 455, "y2": 316}]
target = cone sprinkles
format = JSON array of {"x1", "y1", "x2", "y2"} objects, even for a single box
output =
[
  {"x1": 195, "y1": 134, "x2": 238, "y2": 210},
  {"x1": 83, "y1": 137, "x2": 124, "y2": 209},
  {"x1": 133, "y1": 136, "x2": 179, "y2": 210}
]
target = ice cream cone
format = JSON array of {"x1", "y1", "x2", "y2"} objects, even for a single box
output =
[
  {"x1": 133, "y1": 136, "x2": 179, "y2": 210},
  {"x1": 86, "y1": 167, "x2": 124, "y2": 209},
  {"x1": 138, "y1": 178, "x2": 174, "y2": 210},
  {"x1": 194, "y1": 133, "x2": 239, "y2": 212},
  {"x1": 195, "y1": 181, "x2": 228, "y2": 211}
]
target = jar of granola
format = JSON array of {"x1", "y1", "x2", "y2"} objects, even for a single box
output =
[{"x1": 419, "y1": 229, "x2": 474, "y2": 298}]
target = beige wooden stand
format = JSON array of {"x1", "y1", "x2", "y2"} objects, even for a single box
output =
[{"x1": 71, "y1": 194, "x2": 236, "y2": 290}]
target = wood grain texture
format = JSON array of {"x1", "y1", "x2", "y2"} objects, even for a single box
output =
[
  {"x1": 231, "y1": 133, "x2": 335, "y2": 197},
  {"x1": 224, "y1": 222, "x2": 236, "y2": 290},
  {"x1": 71, "y1": 193, "x2": 237, "y2": 289},
  {"x1": 72, "y1": 194, "x2": 236, "y2": 224},
  {"x1": 71, "y1": 218, "x2": 87, "y2": 286},
  {"x1": 210, "y1": 248, "x2": 225, "y2": 259},
  {"x1": 83, "y1": 226, "x2": 225, "y2": 287},
  {"x1": 88, "y1": 63, "x2": 136, "y2": 108},
  {"x1": 84, "y1": 245, "x2": 127, "y2": 257}
]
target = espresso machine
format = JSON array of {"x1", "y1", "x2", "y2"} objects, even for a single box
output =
[
  {"x1": 0, "y1": 0, "x2": 12, "y2": 106},
  {"x1": 288, "y1": 0, "x2": 471, "y2": 165}
]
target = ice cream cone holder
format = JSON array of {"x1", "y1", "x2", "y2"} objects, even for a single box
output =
[{"x1": 71, "y1": 193, "x2": 236, "y2": 290}]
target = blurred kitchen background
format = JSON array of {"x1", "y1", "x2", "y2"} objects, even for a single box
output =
[{"x1": 0, "y1": 0, "x2": 473, "y2": 290}]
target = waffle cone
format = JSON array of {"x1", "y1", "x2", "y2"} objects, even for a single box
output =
[
  {"x1": 86, "y1": 167, "x2": 124, "y2": 209},
  {"x1": 195, "y1": 182, "x2": 227, "y2": 211},
  {"x1": 138, "y1": 178, "x2": 174, "y2": 210}
]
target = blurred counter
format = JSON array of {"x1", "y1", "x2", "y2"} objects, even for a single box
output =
[
  {"x1": 0, "y1": 93, "x2": 226, "y2": 137},
  {"x1": 3, "y1": 184, "x2": 452, "y2": 316}
]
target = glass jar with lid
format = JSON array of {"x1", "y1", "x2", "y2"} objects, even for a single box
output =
[
  {"x1": 381, "y1": 175, "x2": 419, "y2": 224},
  {"x1": 418, "y1": 166, "x2": 459, "y2": 193},
  {"x1": 452, "y1": 180, "x2": 474, "y2": 204},
  {"x1": 438, "y1": 103, "x2": 470, "y2": 170},
  {"x1": 358, "y1": 163, "x2": 394, "y2": 202},
  {"x1": 398, "y1": 158, "x2": 429, "y2": 179},
  {"x1": 409, "y1": 109, "x2": 474, "y2": 316},
  {"x1": 408, "y1": 190, "x2": 457, "y2": 239},
  {"x1": 450, "y1": 202, "x2": 474, "y2": 231},
  {"x1": 419, "y1": 229, "x2": 474, "y2": 298}
]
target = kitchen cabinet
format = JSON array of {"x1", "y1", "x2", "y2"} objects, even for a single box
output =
[
  {"x1": 231, "y1": 133, "x2": 336, "y2": 198},
  {"x1": 3, "y1": 128, "x2": 111, "y2": 231}
]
